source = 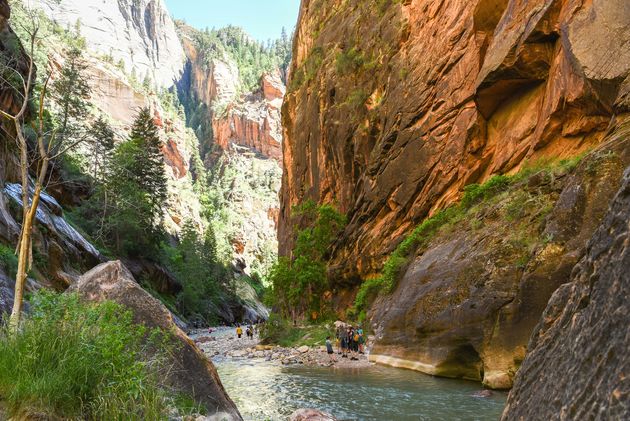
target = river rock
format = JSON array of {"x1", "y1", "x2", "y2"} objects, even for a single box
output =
[
  {"x1": 231, "y1": 350, "x2": 248, "y2": 358},
  {"x1": 289, "y1": 408, "x2": 337, "y2": 421},
  {"x1": 502, "y1": 166, "x2": 630, "y2": 420},
  {"x1": 70, "y1": 261, "x2": 242, "y2": 420},
  {"x1": 297, "y1": 345, "x2": 310, "y2": 354}
]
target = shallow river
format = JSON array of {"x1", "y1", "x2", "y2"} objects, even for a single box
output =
[{"x1": 215, "y1": 358, "x2": 507, "y2": 421}]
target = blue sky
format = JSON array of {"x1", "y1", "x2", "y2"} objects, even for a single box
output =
[{"x1": 164, "y1": 0, "x2": 301, "y2": 42}]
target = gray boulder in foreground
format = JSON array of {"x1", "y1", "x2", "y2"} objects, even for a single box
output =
[
  {"x1": 71, "y1": 261, "x2": 242, "y2": 420},
  {"x1": 502, "y1": 167, "x2": 630, "y2": 420}
]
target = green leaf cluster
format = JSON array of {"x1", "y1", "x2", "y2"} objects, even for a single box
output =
[{"x1": 267, "y1": 200, "x2": 346, "y2": 319}]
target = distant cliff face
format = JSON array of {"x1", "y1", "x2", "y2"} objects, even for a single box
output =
[
  {"x1": 280, "y1": 0, "x2": 630, "y2": 282},
  {"x1": 212, "y1": 72, "x2": 285, "y2": 163},
  {"x1": 31, "y1": 0, "x2": 185, "y2": 87},
  {"x1": 178, "y1": 29, "x2": 285, "y2": 275}
]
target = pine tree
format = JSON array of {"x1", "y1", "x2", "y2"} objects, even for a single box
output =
[
  {"x1": 88, "y1": 116, "x2": 115, "y2": 183},
  {"x1": 128, "y1": 107, "x2": 168, "y2": 228},
  {"x1": 51, "y1": 46, "x2": 92, "y2": 145}
]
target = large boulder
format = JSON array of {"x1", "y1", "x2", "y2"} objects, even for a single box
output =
[
  {"x1": 70, "y1": 261, "x2": 242, "y2": 420},
  {"x1": 502, "y1": 167, "x2": 630, "y2": 419}
]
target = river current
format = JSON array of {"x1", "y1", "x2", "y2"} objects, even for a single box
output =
[{"x1": 215, "y1": 358, "x2": 507, "y2": 420}]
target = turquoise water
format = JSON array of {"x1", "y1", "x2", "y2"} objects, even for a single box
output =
[{"x1": 215, "y1": 359, "x2": 507, "y2": 421}]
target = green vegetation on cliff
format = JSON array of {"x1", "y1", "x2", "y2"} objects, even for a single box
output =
[
  {"x1": 267, "y1": 200, "x2": 346, "y2": 320},
  {"x1": 0, "y1": 291, "x2": 198, "y2": 419},
  {"x1": 352, "y1": 157, "x2": 584, "y2": 319},
  {"x1": 185, "y1": 24, "x2": 292, "y2": 93}
]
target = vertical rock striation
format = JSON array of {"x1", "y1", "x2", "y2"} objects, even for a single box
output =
[
  {"x1": 502, "y1": 165, "x2": 630, "y2": 420},
  {"x1": 30, "y1": 0, "x2": 185, "y2": 88}
]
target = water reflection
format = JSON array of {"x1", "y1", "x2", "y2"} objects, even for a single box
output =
[{"x1": 215, "y1": 359, "x2": 506, "y2": 421}]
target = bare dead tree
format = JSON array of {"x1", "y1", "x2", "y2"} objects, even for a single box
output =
[{"x1": 0, "y1": 5, "x2": 65, "y2": 329}]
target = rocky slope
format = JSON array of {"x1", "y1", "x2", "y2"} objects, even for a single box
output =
[
  {"x1": 281, "y1": 0, "x2": 630, "y2": 388},
  {"x1": 502, "y1": 164, "x2": 630, "y2": 420},
  {"x1": 369, "y1": 127, "x2": 630, "y2": 388},
  {"x1": 31, "y1": 0, "x2": 185, "y2": 88}
]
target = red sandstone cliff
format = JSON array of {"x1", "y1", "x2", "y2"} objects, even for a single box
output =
[
  {"x1": 280, "y1": 0, "x2": 630, "y2": 388},
  {"x1": 212, "y1": 72, "x2": 285, "y2": 162},
  {"x1": 280, "y1": 0, "x2": 630, "y2": 282}
]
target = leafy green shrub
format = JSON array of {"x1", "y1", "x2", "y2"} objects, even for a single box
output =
[
  {"x1": 267, "y1": 201, "x2": 346, "y2": 319},
  {"x1": 0, "y1": 291, "x2": 192, "y2": 420},
  {"x1": 0, "y1": 244, "x2": 18, "y2": 279}
]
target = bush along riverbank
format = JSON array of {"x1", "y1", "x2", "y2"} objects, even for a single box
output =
[{"x1": 0, "y1": 291, "x2": 205, "y2": 420}]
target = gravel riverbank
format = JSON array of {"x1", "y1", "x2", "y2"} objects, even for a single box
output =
[{"x1": 190, "y1": 327, "x2": 372, "y2": 369}]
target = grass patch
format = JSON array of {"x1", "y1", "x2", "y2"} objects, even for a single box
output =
[{"x1": 0, "y1": 291, "x2": 197, "y2": 420}]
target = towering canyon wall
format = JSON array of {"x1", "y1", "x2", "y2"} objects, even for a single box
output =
[
  {"x1": 31, "y1": 0, "x2": 185, "y2": 88},
  {"x1": 280, "y1": 0, "x2": 630, "y2": 281},
  {"x1": 281, "y1": 0, "x2": 630, "y2": 388}
]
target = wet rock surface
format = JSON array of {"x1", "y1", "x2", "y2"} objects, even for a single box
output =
[
  {"x1": 289, "y1": 408, "x2": 337, "y2": 421},
  {"x1": 502, "y1": 166, "x2": 630, "y2": 420}
]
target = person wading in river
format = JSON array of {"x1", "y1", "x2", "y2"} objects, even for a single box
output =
[{"x1": 236, "y1": 325, "x2": 243, "y2": 339}]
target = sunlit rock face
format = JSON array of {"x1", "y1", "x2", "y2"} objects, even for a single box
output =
[
  {"x1": 280, "y1": 0, "x2": 630, "y2": 282},
  {"x1": 281, "y1": 0, "x2": 630, "y2": 388},
  {"x1": 30, "y1": 0, "x2": 185, "y2": 88},
  {"x1": 213, "y1": 72, "x2": 285, "y2": 163}
]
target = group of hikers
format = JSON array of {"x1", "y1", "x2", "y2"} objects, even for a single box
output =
[
  {"x1": 326, "y1": 324, "x2": 366, "y2": 362},
  {"x1": 235, "y1": 324, "x2": 256, "y2": 340}
]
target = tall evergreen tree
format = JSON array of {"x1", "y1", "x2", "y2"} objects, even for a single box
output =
[
  {"x1": 128, "y1": 107, "x2": 168, "y2": 228},
  {"x1": 88, "y1": 116, "x2": 115, "y2": 183},
  {"x1": 51, "y1": 46, "x2": 91, "y2": 145}
]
